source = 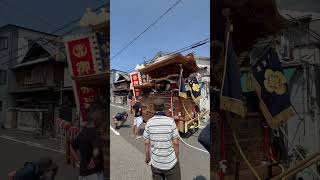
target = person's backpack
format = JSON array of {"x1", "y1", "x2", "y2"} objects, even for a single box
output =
[{"x1": 14, "y1": 162, "x2": 39, "y2": 180}]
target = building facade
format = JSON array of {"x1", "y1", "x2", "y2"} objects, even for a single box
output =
[
  {"x1": 195, "y1": 56, "x2": 210, "y2": 113},
  {"x1": 279, "y1": 11, "x2": 320, "y2": 171},
  {"x1": 0, "y1": 24, "x2": 70, "y2": 133},
  {"x1": 110, "y1": 69, "x2": 131, "y2": 104}
]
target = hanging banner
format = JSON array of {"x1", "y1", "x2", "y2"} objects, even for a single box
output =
[
  {"x1": 188, "y1": 76, "x2": 202, "y2": 103},
  {"x1": 251, "y1": 47, "x2": 296, "y2": 128},
  {"x1": 130, "y1": 72, "x2": 141, "y2": 100},
  {"x1": 66, "y1": 36, "x2": 96, "y2": 76},
  {"x1": 220, "y1": 32, "x2": 246, "y2": 117},
  {"x1": 76, "y1": 84, "x2": 98, "y2": 123},
  {"x1": 64, "y1": 34, "x2": 100, "y2": 123}
]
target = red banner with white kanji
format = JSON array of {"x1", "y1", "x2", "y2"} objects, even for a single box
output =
[
  {"x1": 130, "y1": 72, "x2": 141, "y2": 100},
  {"x1": 75, "y1": 83, "x2": 98, "y2": 122},
  {"x1": 65, "y1": 35, "x2": 99, "y2": 123},
  {"x1": 66, "y1": 37, "x2": 96, "y2": 76}
]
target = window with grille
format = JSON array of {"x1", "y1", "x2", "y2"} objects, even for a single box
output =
[
  {"x1": 0, "y1": 70, "x2": 7, "y2": 85},
  {"x1": 0, "y1": 37, "x2": 8, "y2": 51}
]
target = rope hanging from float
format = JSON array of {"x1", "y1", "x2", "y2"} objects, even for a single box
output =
[
  {"x1": 231, "y1": 128, "x2": 262, "y2": 180},
  {"x1": 182, "y1": 101, "x2": 193, "y2": 120}
]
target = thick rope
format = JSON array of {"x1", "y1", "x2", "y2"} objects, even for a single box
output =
[
  {"x1": 232, "y1": 130, "x2": 262, "y2": 180},
  {"x1": 182, "y1": 100, "x2": 193, "y2": 120}
]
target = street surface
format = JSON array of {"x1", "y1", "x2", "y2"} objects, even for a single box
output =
[
  {"x1": 0, "y1": 104, "x2": 210, "y2": 180},
  {"x1": 0, "y1": 129, "x2": 78, "y2": 179},
  {"x1": 110, "y1": 104, "x2": 210, "y2": 180}
]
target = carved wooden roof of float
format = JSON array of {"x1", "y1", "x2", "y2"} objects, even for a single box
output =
[
  {"x1": 133, "y1": 83, "x2": 154, "y2": 89},
  {"x1": 138, "y1": 53, "x2": 199, "y2": 79}
]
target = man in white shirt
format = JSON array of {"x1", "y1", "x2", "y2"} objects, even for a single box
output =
[{"x1": 143, "y1": 98, "x2": 181, "y2": 180}]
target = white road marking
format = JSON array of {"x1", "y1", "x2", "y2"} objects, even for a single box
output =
[
  {"x1": 25, "y1": 141, "x2": 41, "y2": 146},
  {"x1": 110, "y1": 126, "x2": 120, "y2": 136},
  {"x1": 110, "y1": 104, "x2": 209, "y2": 154},
  {"x1": 0, "y1": 135, "x2": 65, "y2": 154}
]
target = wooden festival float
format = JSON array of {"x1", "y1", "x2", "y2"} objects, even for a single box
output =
[
  {"x1": 131, "y1": 53, "x2": 210, "y2": 135},
  {"x1": 212, "y1": 0, "x2": 320, "y2": 179},
  {"x1": 55, "y1": 7, "x2": 109, "y2": 178}
]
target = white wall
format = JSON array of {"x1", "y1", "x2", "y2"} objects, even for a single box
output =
[
  {"x1": 292, "y1": 47, "x2": 320, "y2": 64},
  {"x1": 289, "y1": 76, "x2": 320, "y2": 154},
  {"x1": 288, "y1": 67, "x2": 320, "y2": 179}
]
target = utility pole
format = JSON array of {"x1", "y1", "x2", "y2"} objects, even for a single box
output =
[{"x1": 60, "y1": 81, "x2": 63, "y2": 106}]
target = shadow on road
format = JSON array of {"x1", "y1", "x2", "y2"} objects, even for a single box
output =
[
  {"x1": 120, "y1": 125, "x2": 131, "y2": 128},
  {"x1": 193, "y1": 175, "x2": 207, "y2": 180}
]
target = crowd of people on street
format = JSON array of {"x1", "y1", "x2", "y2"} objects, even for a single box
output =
[{"x1": 112, "y1": 96, "x2": 182, "y2": 180}]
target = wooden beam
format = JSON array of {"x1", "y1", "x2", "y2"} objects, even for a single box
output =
[{"x1": 270, "y1": 152, "x2": 320, "y2": 180}]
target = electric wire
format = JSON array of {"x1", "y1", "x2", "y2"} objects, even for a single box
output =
[
  {"x1": 0, "y1": 3, "x2": 107, "y2": 66},
  {"x1": 0, "y1": 0, "x2": 63, "y2": 31},
  {"x1": 123, "y1": 37, "x2": 210, "y2": 72},
  {"x1": 110, "y1": 0, "x2": 183, "y2": 61}
]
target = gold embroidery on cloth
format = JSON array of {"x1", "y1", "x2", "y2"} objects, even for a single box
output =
[
  {"x1": 76, "y1": 61, "x2": 90, "y2": 75},
  {"x1": 264, "y1": 69, "x2": 287, "y2": 95},
  {"x1": 73, "y1": 44, "x2": 87, "y2": 58}
]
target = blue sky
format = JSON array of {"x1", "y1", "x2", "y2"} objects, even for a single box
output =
[
  {"x1": 110, "y1": 0, "x2": 210, "y2": 72},
  {"x1": 0, "y1": 0, "x2": 104, "y2": 35}
]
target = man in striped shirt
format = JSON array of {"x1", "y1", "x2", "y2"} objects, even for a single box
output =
[{"x1": 143, "y1": 98, "x2": 181, "y2": 180}]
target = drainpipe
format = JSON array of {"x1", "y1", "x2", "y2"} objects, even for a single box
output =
[
  {"x1": 315, "y1": 102, "x2": 320, "y2": 153},
  {"x1": 60, "y1": 81, "x2": 63, "y2": 106},
  {"x1": 302, "y1": 62, "x2": 306, "y2": 138}
]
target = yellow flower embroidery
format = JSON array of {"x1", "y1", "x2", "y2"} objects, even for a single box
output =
[
  {"x1": 192, "y1": 84, "x2": 200, "y2": 92},
  {"x1": 264, "y1": 69, "x2": 287, "y2": 95}
]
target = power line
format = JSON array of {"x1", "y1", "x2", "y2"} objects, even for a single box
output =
[
  {"x1": 126, "y1": 37, "x2": 210, "y2": 72},
  {"x1": 286, "y1": 14, "x2": 320, "y2": 42},
  {"x1": 0, "y1": 0, "x2": 63, "y2": 31},
  {"x1": 0, "y1": 3, "x2": 107, "y2": 66},
  {"x1": 110, "y1": 0, "x2": 183, "y2": 61},
  {"x1": 0, "y1": 2, "x2": 107, "y2": 63},
  {"x1": 124, "y1": 37, "x2": 210, "y2": 72},
  {"x1": 174, "y1": 38, "x2": 210, "y2": 53},
  {"x1": 0, "y1": 1, "x2": 11, "y2": 24}
]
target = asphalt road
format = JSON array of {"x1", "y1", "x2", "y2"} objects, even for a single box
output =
[
  {"x1": 110, "y1": 104, "x2": 210, "y2": 180},
  {"x1": 0, "y1": 129, "x2": 78, "y2": 180},
  {"x1": 0, "y1": 104, "x2": 210, "y2": 180}
]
